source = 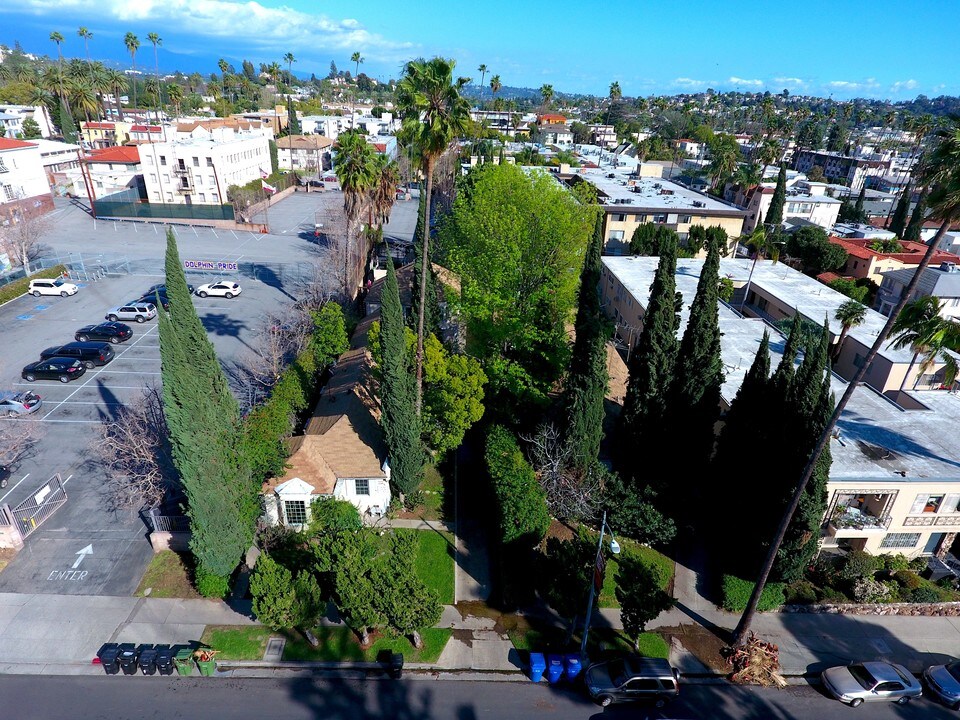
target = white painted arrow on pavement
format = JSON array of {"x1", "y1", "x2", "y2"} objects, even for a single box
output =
[{"x1": 72, "y1": 544, "x2": 93, "y2": 569}]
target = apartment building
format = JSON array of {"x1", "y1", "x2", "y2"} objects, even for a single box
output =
[
  {"x1": 276, "y1": 134, "x2": 334, "y2": 172},
  {"x1": 877, "y1": 262, "x2": 960, "y2": 320},
  {"x1": 829, "y1": 236, "x2": 960, "y2": 286},
  {"x1": 0, "y1": 137, "x2": 54, "y2": 223},
  {"x1": 794, "y1": 149, "x2": 888, "y2": 192},
  {"x1": 539, "y1": 124, "x2": 574, "y2": 146},
  {"x1": 74, "y1": 145, "x2": 143, "y2": 201},
  {"x1": 138, "y1": 125, "x2": 270, "y2": 205},
  {"x1": 588, "y1": 124, "x2": 617, "y2": 148},
  {"x1": 0, "y1": 104, "x2": 54, "y2": 139},
  {"x1": 563, "y1": 166, "x2": 746, "y2": 254},
  {"x1": 601, "y1": 255, "x2": 960, "y2": 560},
  {"x1": 80, "y1": 121, "x2": 132, "y2": 148},
  {"x1": 741, "y1": 182, "x2": 842, "y2": 233}
]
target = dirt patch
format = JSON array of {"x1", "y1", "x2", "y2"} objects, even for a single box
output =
[
  {"x1": 659, "y1": 624, "x2": 730, "y2": 673},
  {"x1": 0, "y1": 547, "x2": 16, "y2": 573},
  {"x1": 544, "y1": 519, "x2": 575, "y2": 542},
  {"x1": 605, "y1": 343, "x2": 629, "y2": 404}
]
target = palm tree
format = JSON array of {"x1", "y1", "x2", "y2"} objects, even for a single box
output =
[
  {"x1": 396, "y1": 57, "x2": 470, "y2": 413},
  {"x1": 218, "y1": 58, "x2": 230, "y2": 101},
  {"x1": 107, "y1": 68, "x2": 127, "y2": 120},
  {"x1": 166, "y1": 83, "x2": 184, "y2": 119},
  {"x1": 28, "y1": 85, "x2": 54, "y2": 139},
  {"x1": 737, "y1": 226, "x2": 781, "y2": 313},
  {"x1": 334, "y1": 129, "x2": 377, "y2": 292},
  {"x1": 350, "y1": 52, "x2": 364, "y2": 127},
  {"x1": 833, "y1": 299, "x2": 867, "y2": 361},
  {"x1": 124, "y1": 32, "x2": 140, "y2": 111},
  {"x1": 889, "y1": 297, "x2": 960, "y2": 390},
  {"x1": 489, "y1": 74, "x2": 501, "y2": 103},
  {"x1": 477, "y1": 63, "x2": 488, "y2": 100},
  {"x1": 733, "y1": 116, "x2": 960, "y2": 647},
  {"x1": 283, "y1": 52, "x2": 296, "y2": 92},
  {"x1": 607, "y1": 80, "x2": 622, "y2": 125},
  {"x1": 147, "y1": 33, "x2": 162, "y2": 124},
  {"x1": 370, "y1": 154, "x2": 399, "y2": 229},
  {"x1": 49, "y1": 32, "x2": 66, "y2": 111},
  {"x1": 758, "y1": 137, "x2": 782, "y2": 168},
  {"x1": 539, "y1": 83, "x2": 554, "y2": 112},
  {"x1": 77, "y1": 27, "x2": 92, "y2": 61},
  {"x1": 88, "y1": 62, "x2": 113, "y2": 120},
  {"x1": 68, "y1": 77, "x2": 99, "y2": 124}
]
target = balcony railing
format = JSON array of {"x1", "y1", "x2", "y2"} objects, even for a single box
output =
[{"x1": 828, "y1": 507, "x2": 892, "y2": 533}]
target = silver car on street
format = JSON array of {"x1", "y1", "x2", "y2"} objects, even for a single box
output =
[
  {"x1": 821, "y1": 661, "x2": 922, "y2": 706},
  {"x1": 924, "y1": 661, "x2": 960, "y2": 709}
]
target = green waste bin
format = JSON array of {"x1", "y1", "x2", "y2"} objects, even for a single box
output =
[
  {"x1": 196, "y1": 659, "x2": 217, "y2": 677},
  {"x1": 174, "y1": 649, "x2": 194, "y2": 676}
]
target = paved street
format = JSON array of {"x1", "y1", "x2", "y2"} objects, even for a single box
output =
[{"x1": 0, "y1": 674, "x2": 956, "y2": 720}]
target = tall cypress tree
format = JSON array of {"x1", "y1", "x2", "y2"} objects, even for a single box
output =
[
  {"x1": 888, "y1": 183, "x2": 911, "y2": 237},
  {"x1": 904, "y1": 191, "x2": 927, "y2": 242},
  {"x1": 158, "y1": 229, "x2": 255, "y2": 593},
  {"x1": 853, "y1": 184, "x2": 866, "y2": 219},
  {"x1": 764, "y1": 164, "x2": 787, "y2": 226},
  {"x1": 617, "y1": 230, "x2": 680, "y2": 476},
  {"x1": 379, "y1": 259, "x2": 424, "y2": 498},
  {"x1": 664, "y1": 233, "x2": 724, "y2": 505},
  {"x1": 287, "y1": 97, "x2": 301, "y2": 134},
  {"x1": 770, "y1": 313, "x2": 802, "y2": 397},
  {"x1": 58, "y1": 98, "x2": 77, "y2": 144},
  {"x1": 565, "y1": 212, "x2": 608, "y2": 469}
]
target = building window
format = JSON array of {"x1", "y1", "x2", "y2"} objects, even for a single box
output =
[
  {"x1": 679, "y1": 215, "x2": 692, "y2": 224},
  {"x1": 653, "y1": 213, "x2": 668, "y2": 224},
  {"x1": 192, "y1": 157, "x2": 199, "y2": 167},
  {"x1": 611, "y1": 213, "x2": 626, "y2": 222},
  {"x1": 912, "y1": 494, "x2": 946, "y2": 514},
  {"x1": 608, "y1": 230, "x2": 625, "y2": 242},
  {"x1": 149, "y1": 174, "x2": 157, "y2": 183},
  {"x1": 159, "y1": 155, "x2": 166, "y2": 166},
  {"x1": 198, "y1": 193, "x2": 206, "y2": 202},
  {"x1": 284, "y1": 500, "x2": 307, "y2": 525},
  {"x1": 206, "y1": 157, "x2": 214, "y2": 167},
  {"x1": 152, "y1": 192, "x2": 160, "y2": 201},
  {"x1": 3, "y1": 184, "x2": 16, "y2": 201},
  {"x1": 880, "y1": 533, "x2": 921, "y2": 549},
  {"x1": 165, "y1": 193, "x2": 173, "y2": 202},
  {"x1": 355, "y1": 478, "x2": 370, "y2": 496}
]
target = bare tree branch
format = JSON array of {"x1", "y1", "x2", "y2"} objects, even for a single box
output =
[
  {"x1": 0, "y1": 210, "x2": 50, "y2": 271},
  {"x1": 0, "y1": 417, "x2": 45, "y2": 468},
  {"x1": 522, "y1": 423, "x2": 602, "y2": 522}
]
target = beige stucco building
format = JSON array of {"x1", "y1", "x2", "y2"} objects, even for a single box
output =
[{"x1": 602, "y1": 255, "x2": 960, "y2": 560}]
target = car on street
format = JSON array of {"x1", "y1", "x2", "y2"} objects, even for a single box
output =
[
  {"x1": 585, "y1": 656, "x2": 680, "y2": 707},
  {"x1": 39, "y1": 342, "x2": 115, "y2": 369},
  {"x1": 195, "y1": 281, "x2": 242, "y2": 298},
  {"x1": 133, "y1": 290, "x2": 171, "y2": 310},
  {"x1": 146, "y1": 282, "x2": 194, "y2": 295},
  {"x1": 22, "y1": 357, "x2": 87, "y2": 383},
  {"x1": 28, "y1": 278, "x2": 79, "y2": 297},
  {"x1": 75, "y1": 322, "x2": 133, "y2": 344},
  {"x1": 924, "y1": 661, "x2": 960, "y2": 708},
  {"x1": 0, "y1": 390, "x2": 42, "y2": 416},
  {"x1": 821, "y1": 661, "x2": 922, "y2": 706},
  {"x1": 105, "y1": 302, "x2": 157, "y2": 323}
]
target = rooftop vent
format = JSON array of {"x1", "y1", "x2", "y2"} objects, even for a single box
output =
[{"x1": 940, "y1": 262, "x2": 958, "y2": 273}]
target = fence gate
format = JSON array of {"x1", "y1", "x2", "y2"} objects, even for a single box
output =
[{"x1": 11, "y1": 474, "x2": 67, "y2": 538}]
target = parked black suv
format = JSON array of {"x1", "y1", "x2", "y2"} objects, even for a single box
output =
[
  {"x1": 585, "y1": 656, "x2": 680, "y2": 708},
  {"x1": 39, "y1": 342, "x2": 115, "y2": 369}
]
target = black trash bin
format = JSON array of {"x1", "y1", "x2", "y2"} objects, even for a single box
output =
[
  {"x1": 155, "y1": 645, "x2": 175, "y2": 676},
  {"x1": 118, "y1": 644, "x2": 139, "y2": 676},
  {"x1": 138, "y1": 645, "x2": 158, "y2": 676},
  {"x1": 97, "y1": 643, "x2": 120, "y2": 676},
  {"x1": 388, "y1": 652, "x2": 403, "y2": 680}
]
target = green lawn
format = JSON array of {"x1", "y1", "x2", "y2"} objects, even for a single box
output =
[
  {"x1": 599, "y1": 541, "x2": 674, "y2": 609},
  {"x1": 410, "y1": 528, "x2": 456, "y2": 604},
  {"x1": 135, "y1": 551, "x2": 201, "y2": 599},
  {"x1": 282, "y1": 626, "x2": 451, "y2": 663},
  {"x1": 199, "y1": 626, "x2": 272, "y2": 660},
  {"x1": 419, "y1": 463, "x2": 445, "y2": 520}
]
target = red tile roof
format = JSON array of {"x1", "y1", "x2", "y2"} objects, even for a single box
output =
[
  {"x1": 129, "y1": 125, "x2": 162, "y2": 133},
  {"x1": 828, "y1": 235, "x2": 960, "y2": 265},
  {"x1": 0, "y1": 137, "x2": 36, "y2": 150},
  {"x1": 817, "y1": 271, "x2": 844, "y2": 284},
  {"x1": 83, "y1": 122, "x2": 116, "y2": 130},
  {"x1": 84, "y1": 146, "x2": 141, "y2": 164}
]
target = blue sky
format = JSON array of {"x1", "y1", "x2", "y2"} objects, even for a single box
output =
[{"x1": 1, "y1": 0, "x2": 957, "y2": 100}]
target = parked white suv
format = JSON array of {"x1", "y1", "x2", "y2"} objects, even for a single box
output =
[
  {"x1": 29, "y1": 278, "x2": 79, "y2": 297},
  {"x1": 105, "y1": 302, "x2": 157, "y2": 323}
]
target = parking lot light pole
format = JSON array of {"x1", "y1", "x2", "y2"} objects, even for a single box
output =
[{"x1": 580, "y1": 511, "x2": 620, "y2": 662}]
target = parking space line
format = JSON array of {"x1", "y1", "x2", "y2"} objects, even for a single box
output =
[
  {"x1": 91, "y1": 370, "x2": 162, "y2": 375},
  {"x1": 0, "y1": 473, "x2": 30, "y2": 505},
  {"x1": 39, "y1": 325, "x2": 159, "y2": 420}
]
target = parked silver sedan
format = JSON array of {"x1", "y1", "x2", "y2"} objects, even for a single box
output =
[
  {"x1": 924, "y1": 661, "x2": 960, "y2": 709},
  {"x1": 821, "y1": 662, "x2": 922, "y2": 706}
]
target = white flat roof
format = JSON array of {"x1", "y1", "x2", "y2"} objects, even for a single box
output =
[
  {"x1": 603, "y1": 255, "x2": 960, "y2": 482},
  {"x1": 577, "y1": 167, "x2": 745, "y2": 215}
]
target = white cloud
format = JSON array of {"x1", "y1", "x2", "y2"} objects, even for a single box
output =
[
  {"x1": 672, "y1": 77, "x2": 710, "y2": 88},
  {"x1": 826, "y1": 78, "x2": 881, "y2": 91},
  {"x1": 890, "y1": 79, "x2": 918, "y2": 93},
  {"x1": 728, "y1": 76, "x2": 763, "y2": 87},
  {"x1": 6, "y1": 0, "x2": 417, "y2": 62},
  {"x1": 773, "y1": 76, "x2": 807, "y2": 88}
]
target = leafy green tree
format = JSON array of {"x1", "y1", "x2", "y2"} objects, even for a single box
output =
[
  {"x1": 250, "y1": 554, "x2": 296, "y2": 630},
  {"x1": 20, "y1": 117, "x2": 41, "y2": 139},
  {"x1": 329, "y1": 529, "x2": 387, "y2": 645},
  {"x1": 538, "y1": 528, "x2": 593, "y2": 622},
  {"x1": 158, "y1": 229, "x2": 255, "y2": 591},
  {"x1": 785, "y1": 226, "x2": 848, "y2": 275},
  {"x1": 310, "y1": 302, "x2": 349, "y2": 364},
  {"x1": 378, "y1": 260, "x2": 424, "y2": 498},
  {"x1": 828, "y1": 278, "x2": 869, "y2": 303},
  {"x1": 377, "y1": 532, "x2": 442, "y2": 648},
  {"x1": 617, "y1": 230, "x2": 680, "y2": 475},
  {"x1": 441, "y1": 163, "x2": 594, "y2": 412},
  {"x1": 421, "y1": 333, "x2": 486, "y2": 455},
  {"x1": 565, "y1": 213, "x2": 607, "y2": 469},
  {"x1": 58, "y1": 97, "x2": 77, "y2": 144},
  {"x1": 889, "y1": 184, "x2": 912, "y2": 237},
  {"x1": 602, "y1": 473, "x2": 676, "y2": 546},
  {"x1": 484, "y1": 425, "x2": 549, "y2": 546},
  {"x1": 629, "y1": 222, "x2": 658, "y2": 256},
  {"x1": 904, "y1": 192, "x2": 927, "y2": 242},
  {"x1": 765, "y1": 165, "x2": 787, "y2": 226},
  {"x1": 287, "y1": 96, "x2": 301, "y2": 134},
  {"x1": 663, "y1": 232, "x2": 723, "y2": 514},
  {"x1": 889, "y1": 297, "x2": 960, "y2": 391},
  {"x1": 615, "y1": 553, "x2": 675, "y2": 650}
]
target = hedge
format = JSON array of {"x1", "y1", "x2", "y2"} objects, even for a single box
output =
[
  {"x1": 484, "y1": 425, "x2": 550, "y2": 546},
  {"x1": 722, "y1": 574, "x2": 785, "y2": 612},
  {"x1": 0, "y1": 264, "x2": 68, "y2": 306}
]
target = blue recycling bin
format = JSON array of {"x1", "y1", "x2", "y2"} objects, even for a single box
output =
[
  {"x1": 546, "y1": 654, "x2": 564, "y2": 684},
  {"x1": 529, "y1": 652, "x2": 546, "y2": 682},
  {"x1": 564, "y1": 653, "x2": 582, "y2": 680}
]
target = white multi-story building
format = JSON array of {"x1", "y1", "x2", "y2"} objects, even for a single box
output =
[
  {"x1": 138, "y1": 125, "x2": 271, "y2": 206},
  {"x1": 741, "y1": 181, "x2": 842, "y2": 232},
  {"x1": 0, "y1": 137, "x2": 54, "y2": 223},
  {"x1": 29, "y1": 139, "x2": 81, "y2": 180},
  {"x1": 276, "y1": 134, "x2": 334, "y2": 172},
  {"x1": 0, "y1": 105, "x2": 54, "y2": 139},
  {"x1": 301, "y1": 115, "x2": 350, "y2": 140}
]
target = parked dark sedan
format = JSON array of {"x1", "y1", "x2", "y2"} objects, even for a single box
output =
[
  {"x1": 134, "y1": 290, "x2": 171, "y2": 310},
  {"x1": 22, "y1": 357, "x2": 87, "y2": 383},
  {"x1": 146, "y1": 282, "x2": 194, "y2": 295},
  {"x1": 39, "y1": 342, "x2": 115, "y2": 369},
  {"x1": 75, "y1": 322, "x2": 133, "y2": 344}
]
